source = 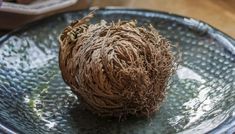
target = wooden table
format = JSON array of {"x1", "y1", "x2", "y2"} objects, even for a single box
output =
[
  {"x1": 93, "y1": 0, "x2": 235, "y2": 38},
  {"x1": 1, "y1": 0, "x2": 234, "y2": 38}
]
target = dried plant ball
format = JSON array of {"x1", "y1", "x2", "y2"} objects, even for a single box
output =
[{"x1": 59, "y1": 14, "x2": 175, "y2": 117}]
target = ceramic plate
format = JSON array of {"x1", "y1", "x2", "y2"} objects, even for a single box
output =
[
  {"x1": 0, "y1": 0, "x2": 78, "y2": 15},
  {"x1": 0, "y1": 8, "x2": 235, "y2": 134}
]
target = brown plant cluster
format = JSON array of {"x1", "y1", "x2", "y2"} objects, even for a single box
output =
[{"x1": 59, "y1": 13, "x2": 175, "y2": 117}]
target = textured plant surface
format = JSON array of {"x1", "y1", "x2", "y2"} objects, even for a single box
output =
[{"x1": 59, "y1": 13, "x2": 175, "y2": 117}]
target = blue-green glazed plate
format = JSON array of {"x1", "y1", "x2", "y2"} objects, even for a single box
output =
[{"x1": 0, "y1": 8, "x2": 235, "y2": 134}]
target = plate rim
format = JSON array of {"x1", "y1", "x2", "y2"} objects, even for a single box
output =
[{"x1": 0, "y1": 7, "x2": 234, "y2": 134}]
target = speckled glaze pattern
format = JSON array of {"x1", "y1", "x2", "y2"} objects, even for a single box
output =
[{"x1": 0, "y1": 8, "x2": 235, "y2": 134}]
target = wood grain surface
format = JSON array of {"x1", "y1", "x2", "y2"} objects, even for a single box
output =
[
  {"x1": 93, "y1": 0, "x2": 235, "y2": 38},
  {"x1": 1, "y1": 0, "x2": 234, "y2": 38}
]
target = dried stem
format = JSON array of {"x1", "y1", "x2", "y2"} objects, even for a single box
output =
[{"x1": 59, "y1": 13, "x2": 176, "y2": 117}]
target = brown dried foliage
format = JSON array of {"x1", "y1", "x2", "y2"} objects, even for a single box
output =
[{"x1": 59, "y1": 13, "x2": 175, "y2": 117}]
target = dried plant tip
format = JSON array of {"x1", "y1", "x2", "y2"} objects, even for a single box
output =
[{"x1": 59, "y1": 14, "x2": 176, "y2": 117}]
